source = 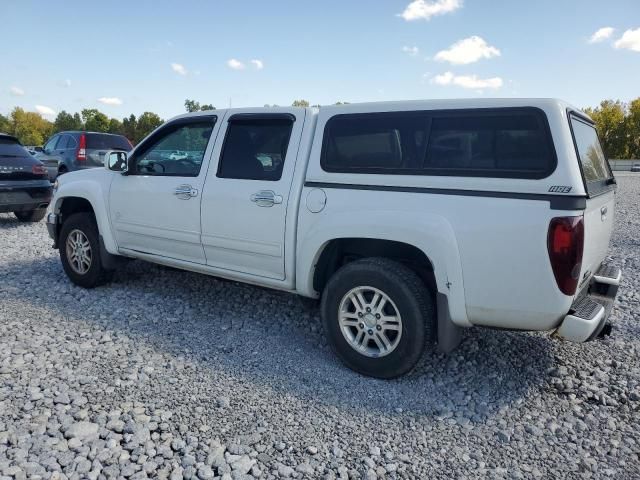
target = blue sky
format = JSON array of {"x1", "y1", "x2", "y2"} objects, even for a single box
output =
[{"x1": 2, "y1": 0, "x2": 639, "y2": 121}]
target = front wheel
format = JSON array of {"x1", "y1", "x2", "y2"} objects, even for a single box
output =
[
  {"x1": 59, "y1": 212, "x2": 113, "y2": 288},
  {"x1": 14, "y1": 209, "x2": 46, "y2": 222},
  {"x1": 321, "y1": 258, "x2": 435, "y2": 378}
]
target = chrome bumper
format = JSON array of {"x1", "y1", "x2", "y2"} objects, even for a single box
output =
[{"x1": 556, "y1": 263, "x2": 621, "y2": 343}]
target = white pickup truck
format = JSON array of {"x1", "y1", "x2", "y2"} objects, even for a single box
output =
[{"x1": 46, "y1": 98, "x2": 622, "y2": 378}]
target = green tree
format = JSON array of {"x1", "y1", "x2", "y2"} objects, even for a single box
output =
[
  {"x1": 185, "y1": 99, "x2": 216, "y2": 112},
  {"x1": 292, "y1": 99, "x2": 310, "y2": 107},
  {"x1": 7, "y1": 107, "x2": 53, "y2": 145},
  {"x1": 0, "y1": 114, "x2": 10, "y2": 134},
  {"x1": 53, "y1": 110, "x2": 83, "y2": 132},
  {"x1": 583, "y1": 100, "x2": 627, "y2": 159},
  {"x1": 184, "y1": 99, "x2": 201, "y2": 112},
  {"x1": 625, "y1": 98, "x2": 640, "y2": 159},
  {"x1": 108, "y1": 118, "x2": 123, "y2": 135},
  {"x1": 136, "y1": 112, "x2": 163, "y2": 143},
  {"x1": 81, "y1": 108, "x2": 110, "y2": 132},
  {"x1": 122, "y1": 114, "x2": 137, "y2": 143}
]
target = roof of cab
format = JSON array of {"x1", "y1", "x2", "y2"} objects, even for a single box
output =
[{"x1": 168, "y1": 98, "x2": 591, "y2": 123}]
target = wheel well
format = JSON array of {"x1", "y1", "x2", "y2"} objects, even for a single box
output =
[
  {"x1": 59, "y1": 197, "x2": 95, "y2": 224},
  {"x1": 313, "y1": 238, "x2": 437, "y2": 295}
]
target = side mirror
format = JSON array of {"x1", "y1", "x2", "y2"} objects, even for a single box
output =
[
  {"x1": 34, "y1": 146, "x2": 44, "y2": 153},
  {"x1": 107, "y1": 151, "x2": 128, "y2": 173}
]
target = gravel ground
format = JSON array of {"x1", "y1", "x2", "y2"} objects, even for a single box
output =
[{"x1": 1, "y1": 175, "x2": 639, "y2": 480}]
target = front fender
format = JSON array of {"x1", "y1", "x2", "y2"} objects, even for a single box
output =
[
  {"x1": 49, "y1": 170, "x2": 118, "y2": 255},
  {"x1": 296, "y1": 209, "x2": 470, "y2": 327}
]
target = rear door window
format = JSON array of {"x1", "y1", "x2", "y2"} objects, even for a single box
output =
[
  {"x1": 56, "y1": 135, "x2": 70, "y2": 149},
  {"x1": 321, "y1": 108, "x2": 556, "y2": 178},
  {"x1": 86, "y1": 133, "x2": 132, "y2": 151},
  {"x1": 570, "y1": 115, "x2": 613, "y2": 195},
  {"x1": 217, "y1": 117, "x2": 294, "y2": 181}
]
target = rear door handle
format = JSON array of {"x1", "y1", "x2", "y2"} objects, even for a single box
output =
[
  {"x1": 174, "y1": 184, "x2": 198, "y2": 200},
  {"x1": 250, "y1": 190, "x2": 283, "y2": 207}
]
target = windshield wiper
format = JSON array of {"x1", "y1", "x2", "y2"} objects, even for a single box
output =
[{"x1": 0, "y1": 154, "x2": 22, "y2": 157}]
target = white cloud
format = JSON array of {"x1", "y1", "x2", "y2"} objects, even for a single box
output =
[
  {"x1": 35, "y1": 105, "x2": 56, "y2": 116},
  {"x1": 98, "y1": 97, "x2": 123, "y2": 106},
  {"x1": 431, "y1": 71, "x2": 503, "y2": 89},
  {"x1": 171, "y1": 63, "x2": 187, "y2": 75},
  {"x1": 10, "y1": 86, "x2": 25, "y2": 96},
  {"x1": 399, "y1": 0, "x2": 461, "y2": 21},
  {"x1": 434, "y1": 36, "x2": 500, "y2": 65},
  {"x1": 588, "y1": 27, "x2": 615, "y2": 44},
  {"x1": 614, "y1": 28, "x2": 640, "y2": 52},
  {"x1": 227, "y1": 58, "x2": 246, "y2": 70},
  {"x1": 63, "y1": 79, "x2": 71, "y2": 87},
  {"x1": 402, "y1": 46, "x2": 420, "y2": 56},
  {"x1": 250, "y1": 59, "x2": 264, "y2": 70}
]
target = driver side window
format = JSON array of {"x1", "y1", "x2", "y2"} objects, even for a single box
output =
[{"x1": 131, "y1": 119, "x2": 216, "y2": 177}]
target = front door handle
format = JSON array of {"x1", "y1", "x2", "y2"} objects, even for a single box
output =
[
  {"x1": 250, "y1": 190, "x2": 283, "y2": 207},
  {"x1": 174, "y1": 184, "x2": 198, "y2": 200}
]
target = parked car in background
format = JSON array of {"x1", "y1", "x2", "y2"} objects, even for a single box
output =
[
  {"x1": 24, "y1": 145, "x2": 43, "y2": 156},
  {"x1": 45, "y1": 99, "x2": 621, "y2": 378},
  {"x1": 631, "y1": 162, "x2": 640, "y2": 172},
  {"x1": 168, "y1": 150, "x2": 189, "y2": 160},
  {"x1": 36, "y1": 131, "x2": 132, "y2": 181},
  {"x1": 0, "y1": 133, "x2": 52, "y2": 221}
]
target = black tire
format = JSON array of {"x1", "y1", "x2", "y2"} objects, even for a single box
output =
[
  {"x1": 14, "y1": 209, "x2": 46, "y2": 222},
  {"x1": 59, "y1": 212, "x2": 113, "y2": 288},
  {"x1": 321, "y1": 257, "x2": 435, "y2": 378},
  {"x1": 58, "y1": 165, "x2": 68, "y2": 176}
]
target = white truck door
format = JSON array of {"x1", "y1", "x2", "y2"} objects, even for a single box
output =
[
  {"x1": 200, "y1": 110, "x2": 306, "y2": 280},
  {"x1": 109, "y1": 115, "x2": 221, "y2": 264}
]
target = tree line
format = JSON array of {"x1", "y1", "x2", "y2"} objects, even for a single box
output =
[
  {"x1": 584, "y1": 98, "x2": 640, "y2": 159},
  {"x1": 2, "y1": 97, "x2": 638, "y2": 158}
]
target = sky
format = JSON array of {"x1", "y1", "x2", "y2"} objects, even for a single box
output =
[{"x1": 2, "y1": 0, "x2": 639, "y2": 121}]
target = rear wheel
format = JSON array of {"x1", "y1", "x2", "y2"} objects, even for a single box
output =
[
  {"x1": 59, "y1": 212, "x2": 113, "y2": 288},
  {"x1": 14, "y1": 209, "x2": 46, "y2": 222},
  {"x1": 58, "y1": 165, "x2": 68, "y2": 176},
  {"x1": 321, "y1": 257, "x2": 435, "y2": 378}
]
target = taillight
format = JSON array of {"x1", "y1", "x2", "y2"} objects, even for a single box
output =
[
  {"x1": 31, "y1": 165, "x2": 47, "y2": 176},
  {"x1": 547, "y1": 216, "x2": 584, "y2": 295},
  {"x1": 76, "y1": 133, "x2": 86, "y2": 161}
]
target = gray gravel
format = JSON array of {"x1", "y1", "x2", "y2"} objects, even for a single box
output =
[{"x1": 1, "y1": 174, "x2": 639, "y2": 479}]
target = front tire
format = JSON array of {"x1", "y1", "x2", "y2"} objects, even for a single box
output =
[
  {"x1": 59, "y1": 213, "x2": 113, "y2": 288},
  {"x1": 321, "y1": 258, "x2": 435, "y2": 379},
  {"x1": 14, "y1": 209, "x2": 46, "y2": 222}
]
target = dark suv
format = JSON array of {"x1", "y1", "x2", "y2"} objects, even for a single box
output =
[
  {"x1": 0, "y1": 133, "x2": 52, "y2": 221},
  {"x1": 36, "y1": 131, "x2": 132, "y2": 181}
]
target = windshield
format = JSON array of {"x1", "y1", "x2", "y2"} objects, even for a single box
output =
[{"x1": 570, "y1": 116, "x2": 612, "y2": 194}]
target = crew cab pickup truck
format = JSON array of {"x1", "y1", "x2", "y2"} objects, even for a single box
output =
[{"x1": 45, "y1": 99, "x2": 622, "y2": 378}]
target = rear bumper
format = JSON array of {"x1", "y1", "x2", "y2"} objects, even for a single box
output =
[
  {"x1": 555, "y1": 262, "x2": 621, "y2": 342},
  {"x1": 0, "y1": 180, "x2": 52, "y2": 213}
]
